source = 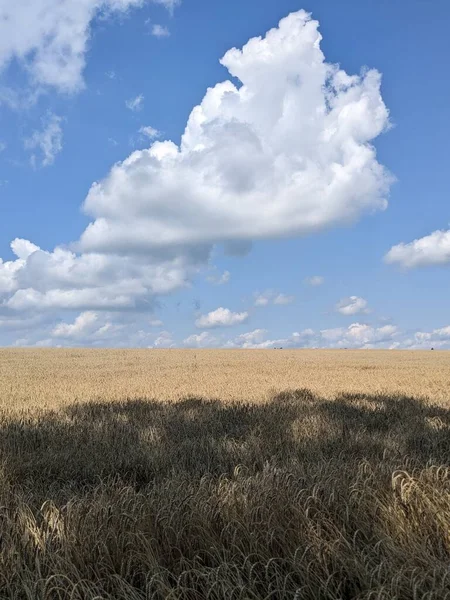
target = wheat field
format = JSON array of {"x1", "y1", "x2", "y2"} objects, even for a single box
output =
[
  {"x1": 0, "y1": 349, "x2": 449, "y2": 599},
  {"x1": 1, "y1": 348, "x2": 450, "y2": 410}
]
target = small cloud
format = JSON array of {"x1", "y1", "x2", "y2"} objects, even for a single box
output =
[
  {"x1": 105, "y1": 70, "x2": 116, "y2": 80},
  {"x1": 108, "y1": 137, "x2": 118, "y2": 146},
  {"x1": 183, "y1": 332, "x2": 217, "y2": 348},
  {"x1": 385, "y1": 229, "x2": 450, "y2": 268},
  {"x1": 254, "y1": 290, "x2": 294, "y2": 307},
  {"x1": 24, "y1": 112, "x2": 63, "y2": 167},
  {"x1": 52, "y1": 311, "x2": 98, "y2": 339},
  {"x1": 151, "y1": 331, "x2": 175, "y2": 348},
  {"x1": 195, "y1": 307, "x2": 248, "y2": 329},
  {"x1": 152, "y1": 330, "x2": 175, "y2": 348},
  {"x1": 336, "y1": 296, "x2": 370, "y2": 316},
  {"x1": 151, "y1": 24, "x2": 170, "y2": 38},
  {"x1": 206, "y1": 270, "x2": 231, "y2": 285},
  {"x1": 225, "y1": 329, "x2": 290, "y2": 349},
  {"x1": 218, "y1": 270, "x2": 231, "y2": 285},
  {"x1": 273, "y1": 293, "x2": 294, "y2": 305},
  {"x1": 304, "y1": 275, "x2": 324, "y2": 286},
  {"x1": 254, "y1": 293, "x2": 270, "y2": 307},
  {"x1": 232, "y1": 329, "x2": 268, "y2": 347},
  {"x1": 35, "y1": 339, "x2": 56, "y2": 347},
  {"x1": 149, "y1": 319, "x2": 164, "y2": 327},
  {"x1": 139, "y1": 125, "x2": 161, "y2": 140},
  {"x1": 126, "y1": 94, "x2": 144, "y2": 112},
  {"x1": 0, "y1": 141, "x2": 6, "y2": 152}
]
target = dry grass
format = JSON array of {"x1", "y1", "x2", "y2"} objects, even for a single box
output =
[{"x1": 0, "y1": 349, "x2": 449, "y2": 598}]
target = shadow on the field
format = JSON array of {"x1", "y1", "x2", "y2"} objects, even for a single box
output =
[{"x1": 0, "y1": 389, "x2": 449, "y2": 490}]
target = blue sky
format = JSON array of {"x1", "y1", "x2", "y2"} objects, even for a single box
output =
[{"x1": 0, "y1": 0, "x2": 449, "y2": 349}]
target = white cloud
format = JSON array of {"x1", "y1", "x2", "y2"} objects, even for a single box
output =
[
  {"x1": 219, "y1": 271, "x2": 231, "y2": 284},
  {"x1": 347, "y1": 323, "x2": 397, "y2": 345},
  {"x1": 385, "y1": 229, "x2": 450, "y2": 268},
  {"x1": 7, "y1": 287, "x2": 139, "y2": 311},
  {"x1": 0, "y1": 239, "x2": 40, "y2": 294},
  {"x1": 254, "y1": 290, "x2": 294, "y2": 306},
  {"x1": 223, "y1": 323, "x2": 399, "y2": 350},
  {"x1": 320, "y1": 323, "x2": 398, "y2": 348},
  {"x1": 149, "y1": 319, "x2": 163, "y2": 327},
  {"x1": 151, "y1": 24, "x2": 170, "y2": 38},
  {"x1": 24, "y1": 112, "x2": 63, "y2": 167},
  {"x1": 235, "y1": 329, "x2": 268, "y2": 345},
  {"x1": 152, "y1": 330, "x2": 174, "y2": 348},
  {"x1": 0, "y1": 0, "x2": 151, "y2": 93},
  {"x1": 304, "y1": 275, "x2": 324, "y2": 286},
  {"x1": 126, "y1": 94, "x2": 144, "y2": 112},
  {"x1": 1, "y1": 238, "x2": 198, "y2": 311},
  {"x1": 10, "y1": 238, "x2": 40, "y2": 260},
  {"x1": 0, "y1": 259, "x2": 22, "y2": 294},
  {"x1": 0, "y1": 141, "x2": 6, "y2": 152},
  {"x1": 319, "y1": 327, "x2": 344, "y2": 342},
  {"x1": 206, "y1": 270, "x2": 230, "y2": 285},
  {"x1": 35, "y1": 339, "x2": 55, "y2": 348},
  {"x1": 9, "y1": 311, "x2": 174, "y2": 348},
  {"x1": 183, "y1": 331, "x2": 217, "y2": 348},
  {"x1": 46, "y1": 311, "x2": 131, "y2": 346},
  {"x1": 418, "y1": 326, "x2": 450, "y2": 341},
  {"x1": 195, "y1": 307, "x2": 249, "y2": 329},
  {"x1": 5, "y1": 306, "x2": 448, "y2": 350},
  {"x1": 228, "y1": 323, "x2": 399, "y2": 349},
  {"x1": 254, "y1": 293, "x2": 270, "y2": 307},
  {"x1": 248, "y1": 339, "x2": 289, "y2": 349},
  {"x1": 52, "y1": 311, "x2": 99, "y2": 338},
  {"x1": 80, "y1": 10, "x2": 391, "y2": 256},
  {"x1": 336, "y1": 296, "x2": 369, "y2": 315},
  {"x1": 403, "y1": 326, "x2": 450, "y2": 349},
  {"x1": 139, "y1": 125, "x2": 161, "y2": 140},
  {"x1": 225, "y1": 328, "x2": 281, "y2": 348},
  {"x1": 273, "y1": 293, "x2": 294, "y2": 305}
]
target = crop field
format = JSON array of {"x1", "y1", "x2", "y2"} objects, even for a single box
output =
[
  {"x1": 0, "y1": 349, "x2": 450, "y2": 599},
  {"x1": 2, "y1": 348, "x2": 450, "y2": 409}
]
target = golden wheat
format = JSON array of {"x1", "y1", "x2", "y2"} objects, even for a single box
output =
[
  {"x1": 0, "y1": 349, "x2": 449, "y2": 598},
  {"x1": 1, "y1": 348, "x2": 449, "y2": 410}
]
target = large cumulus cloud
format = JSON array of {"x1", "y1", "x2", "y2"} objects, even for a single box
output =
[{"x1": 81, "y1": 10, "x2": 391, "y2": 255}]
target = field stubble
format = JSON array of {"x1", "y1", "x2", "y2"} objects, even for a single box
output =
[{"x1": 0, "y1": 349, "x2": 449, "y2": 598}]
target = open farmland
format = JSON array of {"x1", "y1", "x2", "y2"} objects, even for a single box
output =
[
  {"x1": 1, "y1": 348, "x2": 450, "y2": 409},
  {"x1": 0, "y1": 349, "x2": 449, "y2": 599}
]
